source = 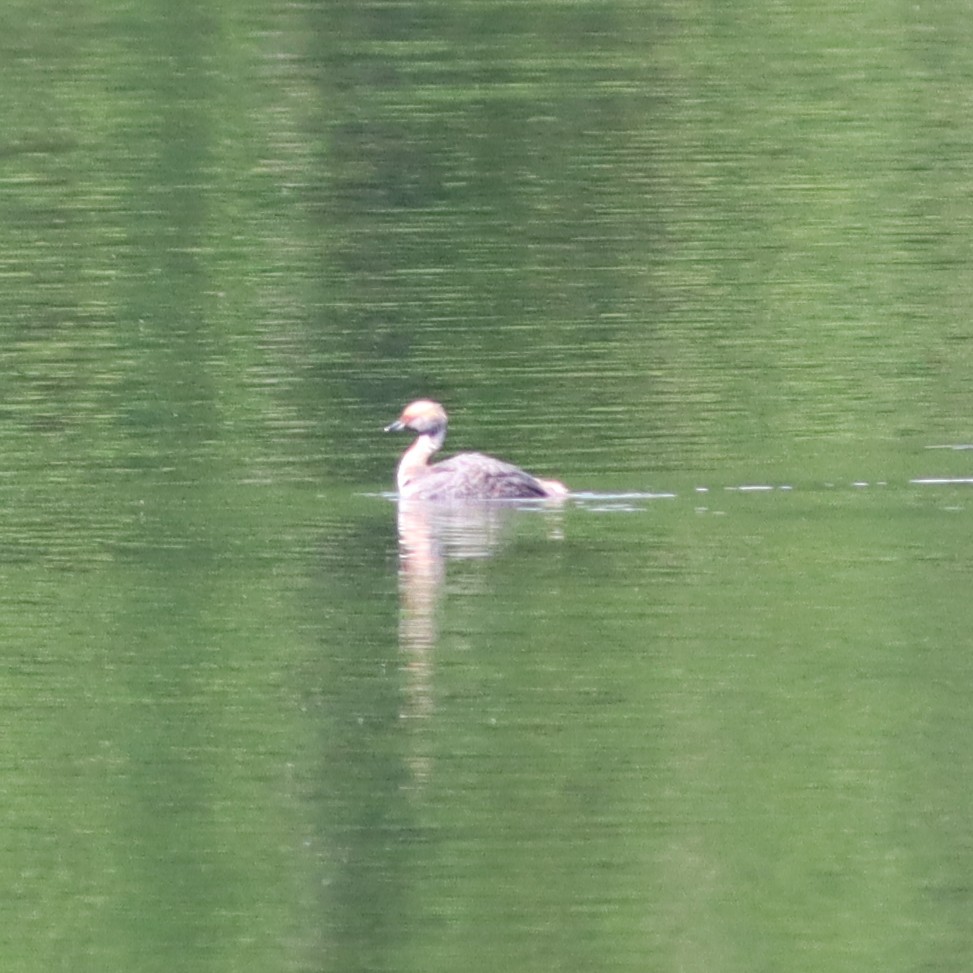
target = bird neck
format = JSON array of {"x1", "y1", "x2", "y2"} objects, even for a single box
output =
[{"x1": 397, "y1": 428, "x2": 446, "y2": 490}]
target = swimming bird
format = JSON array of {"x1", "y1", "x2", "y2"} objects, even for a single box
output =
[{"x1": 385, "y1": 400, "x2": 568, "y2": 500}]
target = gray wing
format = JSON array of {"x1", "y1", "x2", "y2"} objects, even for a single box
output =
[{"x1": 418, "y1": 452, "x2": 549, "y2": 499}]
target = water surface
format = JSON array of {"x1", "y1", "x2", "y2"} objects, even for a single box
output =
[{"x1": 2, "y1": 1, "x2": 972, "y2": 971}]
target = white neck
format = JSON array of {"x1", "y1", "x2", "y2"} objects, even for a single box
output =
[{"x1": 396, "y1": 429, "x2": 446, "y2": 491}]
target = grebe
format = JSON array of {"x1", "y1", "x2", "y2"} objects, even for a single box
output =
[{"x1": 385, "y1": 400, "x2": 568, "y2": 500}]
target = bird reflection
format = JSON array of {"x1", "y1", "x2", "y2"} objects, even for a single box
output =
[{"x1": 394, "y1": 498, "x2": 563, "y2": 783}]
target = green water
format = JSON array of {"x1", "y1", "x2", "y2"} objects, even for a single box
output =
[{"x1": 2, "y1": 1, "x2": 972, "y2": 971}]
